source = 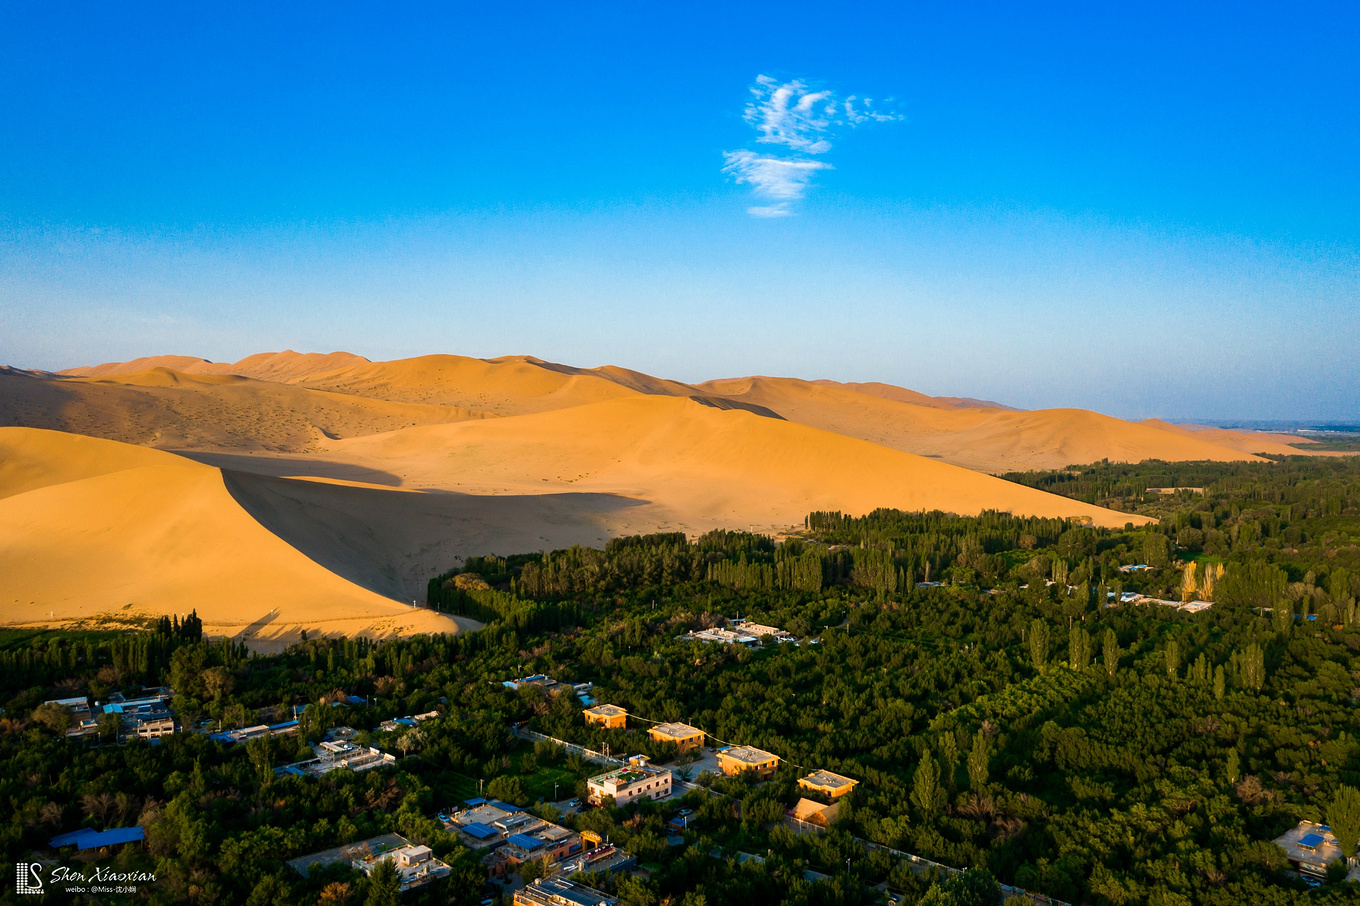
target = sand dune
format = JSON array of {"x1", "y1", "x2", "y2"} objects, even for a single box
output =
[
  {"x1": 0, "y1": 428, "x2": 478, "y2": 647},
  {"x1": 686, "y1": 376, "x2": 1265, "y2": 473},
  {"x1": 1137, "y1": 419, "x2": 1309, "y2": 457},
  {"x1": 61, "y1": 350, "x2": 371, "y2": 382},
  {"x1": 1, "y1": 367, "x2": 491, "y2": 453},
  {"x1": 321, "y1": 395, "x2": 1150, "y2": 530}
]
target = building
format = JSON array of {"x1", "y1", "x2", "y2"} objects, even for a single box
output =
[
  {"x1": 729, "y1": 619, "x2": 798, "y2": 644},
  {"x1": 483, "y1": 820, "x2": 582, "y2": 877},
  {"x1": 583, "y1": 704, "x2": 628, "y2": 729},
  {"x1": 788, "y1": 798, "x2": 840, "y2": 829},
  {"x1": 350, "y1": 840, "x2": 451, "y2": 891},
  {"x1": 209, "y1": 721, "x2": 298, "y2": 744},
  {"x1": 553, "y1": 842, "x2": 636, "y2": 876},
  {"x1": 680, "y1": 627, "x2": 761, "y2": 647},
  {"x1": 281, "y1": 741, "x2": 396, "y2": 777},
  {"x1": 1273, "y1": 820, "x2": 1359, "y2": 881},
  {"x1": 504, "y1": 674, "x2": 569, "y2": 694},
  {"x1": 515, "y1": 876, "x2": 617, "y2": 906},
  {"x1": 444, "y1": 799, "x2": 535, "y2": 850},
  {"x1": 716, "y1": 745, "x2": 779, "y2": 777},
  {"x1": 587, "y1": 756, "x2": 673, "y2": 806},
  {"x1": 136, "y1": 716, "x2": 177, "y2": 739},
  {"x1": 798, "y1": 769, "x2": 859, "y2": 799},
  {"x1": 45, "y1": 697, "x2": 99, "y2": 740},
  {"x1": 648, "y1": 722, "x2": 706, "y2": 753}
]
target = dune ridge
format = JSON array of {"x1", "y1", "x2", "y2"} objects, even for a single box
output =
[{"x1": 0, "y1": 428, "x2": 478, "y2": 648}]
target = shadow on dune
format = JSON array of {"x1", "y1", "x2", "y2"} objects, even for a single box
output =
[
  {"x1": 176, "y1": 451, "x2": 406, "y2": 486},
  {"x1": 220, "y1": 470, "x2": 648, "y2": 603}
]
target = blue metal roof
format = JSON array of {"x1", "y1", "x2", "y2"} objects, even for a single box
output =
[
  {"x1": 461, "y1": 822, "x2": 498, "y2": 839},
  {"x1": 76, "y1": 827, "x2": 145, "y2": 850},
  {"x1": 1300, "y1": 832, "x2": 1326, "y2": 848},
  {"x1": 269, "y1": 720, "x2": 298, "y2": 730},
  {"x1": 50, "y1": 829, "x2": 95, "y2": 847},
  {"x1": 489, "y1": 800, "x2": 521, "y2": 812},
  {"x1": 507, "y1": 833, "x2": 543, "y2": 850},
  {"x1": 463, "y1": 797, "x2": 487, "y2": 806}
]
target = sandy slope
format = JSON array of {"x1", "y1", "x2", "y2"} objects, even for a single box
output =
[
  {"x1": 1, "y1": 367, "x2": 491, "y2": 452},
  {"x1": 687, "y1": 376, "x2": 1266, "y2": 473},
  {"x1": 321, "y1": 395, "x2": 1151, "y2": 530},
  {"x1": 0, "y1": 428, "x2": 478, "y2": 647},
  {"x1": 1137, "y1": 419, "x2": 1310, "y2": 457}
]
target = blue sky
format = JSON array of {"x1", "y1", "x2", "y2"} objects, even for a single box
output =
[{"x1": 1, "y1": 2, "x2": 1356, "y2": 419}]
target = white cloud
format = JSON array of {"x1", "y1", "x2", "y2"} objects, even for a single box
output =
[
  {"x1": 721, "y1": 150, "x2": 833, "y2": 201},
  {"x1": 725, "y1": 75, "x2": 901, "y2": 217}
]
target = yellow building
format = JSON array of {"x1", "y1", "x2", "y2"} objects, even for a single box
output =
[
  {"x1": 798, "y1": 769, "x2": 859, "y2": 799},
  {"x1": 647, "y1": 722, "x2": 706, "y2": 753},
  {"x1": 789, "y1": 797, "x2": 840, "y2": 828},
  {"x1": 716, "y1": 745, "x2": 779, "y2": 777},
  {"x1": 583, "y1": 704, "x2": 628, "y2": 730}
]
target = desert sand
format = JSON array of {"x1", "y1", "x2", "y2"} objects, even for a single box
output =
[
  {"x1": 4, "y1": 348, "x2": 1319, "y2": 645},
  {"x1": 0, "y1": 428, "x2": 479, "y2": 649}
]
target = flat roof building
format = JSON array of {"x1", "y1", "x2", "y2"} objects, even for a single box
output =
[
  {"x1": 648, "y1": 722, "x2": 706, "y2": 752},
  {"x1": 350, "y1": 840, "x2": 451, "y2": 891},
  {"x1": 483, "y1": 819, "x2": 582, "y2": 877},
  {"x1": 799, "y1": 769, "x2": 859, "y2": 799},
  {"x1": 515, "y1": 877, "x2": 617, "y2": 906},
  {"x1": 1274, "y1": 820, "x2": 1360, "y2": 881},
  {"x1": 583, "y1": 704, "x2": 628, "y2": 729},
  {"x1": 716, "y1": 745, "x2": 779, "y2": 777},
  {"x1": 587, "y1": 757, "x2": 672, "y2": 806}
]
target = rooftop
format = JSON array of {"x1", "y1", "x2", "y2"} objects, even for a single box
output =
[
  {"x1": 1273, "y1": 820, "x2": 1360, "y2": 880},
  {"x1": 518, "y1": 875, "x2": 619, "y2": 906},
  {"x1": 585, "y1": 704, "x2": 628, "y2": 717},
  {"x1": 651, "y1": 722, "x2": 704, "y2": 738},
  {"x1": 800, "y1": 769, "x2": 858, "y2": 790},
  {"x1": 720, "y1": 745, "x2": 779, "y2": 765}
]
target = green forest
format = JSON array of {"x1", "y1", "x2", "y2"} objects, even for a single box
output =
[{"x1": 4, "y1": 455, "x2": 1360, "y2": 905}]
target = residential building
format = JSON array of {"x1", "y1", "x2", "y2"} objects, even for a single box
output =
[
  {"x1": 587, "y1": 756, "x2": 672, "y2": 806},
  {"x1": 1274, "y1": 820, "x2": 1360, "y2": 881},
  {"x1": 515, "y1": 876, "x2": 617, "y2": 906},
  {"x1": 648, "y1": 722, "x2": 705, "y2": 753},
  {"x1": 583, "y1": 704, "x2": 628, "y2": 729},
  {"x1": 503, "y1": 674, "x2": 568, "y2": 694},
  {"x1": 716, "y1": 745, "x2": 779, "y2": 777},
  {"x1": 788, "y1": 798, "x2": 840, "y2": 829},
  {"x1": 798, "y1": 769, "x2": 859, "y2": 799},
  {"x1": 350, "y1": 840, "x2": 451, "y2": 891}
]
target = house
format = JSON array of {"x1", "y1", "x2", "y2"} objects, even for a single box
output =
[
  {"x1": 798, "y1": 769, "x2": 859, "y2": 799},
  {"x1": 350, "y1": 840, "x2": 451, "y2": 891},
  {"x1": 504, "y1": 674, "x2": 569, "y2": 694},
  {"x1": 648, "y1": 722, "x2": 706, "y2": 753},
  {"x1": 583, "y1": 704, "x2": 628, "y2": 729},
  {"x1": 716, "y1": 745, "x2": 779, "y2": 777},
  {"x1": 1273, "y1": 820, "x2": 1359, "y2": 881},
  {"x1": 788, "y1": 798, "x2": 840, "y2": 828},
  {"x1": 587, "y1": 756, "x2": 673, "y2": 806},
  {"x1": 515, "y1": 876, "x2": 617, "y2": 906},
  {"x1": 50, "y1": 826, "x2": 146, "y2": 851}
]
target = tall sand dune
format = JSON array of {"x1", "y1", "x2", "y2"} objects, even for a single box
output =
[
  {"x1": 693, "y1": 376, "x2": 1267, "y2": 473},
  {"x1": 0, "y1": 428, "x2": 478, "y2": 648},
  {"x1": 323, "y1": 395, "x2": 1150, "y2": 530},
  {"x1": 1, "y1": 367, "x2": 491, "y2": 452}
]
